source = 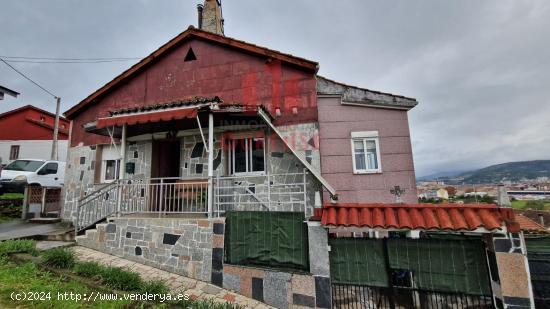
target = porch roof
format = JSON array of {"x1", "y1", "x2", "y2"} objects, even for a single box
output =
[{"x1": 315, "y1": 203, "x2": 520, "y2": 233}]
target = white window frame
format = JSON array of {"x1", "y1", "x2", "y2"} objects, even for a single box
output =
[
  {"x1": 101, "y1": 159, "x2": 120, "y2": 183},
  {"x1": 351, "y1": 131, "x2": 382, "y2": 174},
  {"x1": 228, "y1": 137, "x2": 266, "y2": 176}
]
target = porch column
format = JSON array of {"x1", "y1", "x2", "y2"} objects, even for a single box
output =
[
  {"x1": 207, "y1": 111, "x2": 214, "y2": 217},
  {"x1": 116, "y1": 124, "x2": 127, "y2": 217}
]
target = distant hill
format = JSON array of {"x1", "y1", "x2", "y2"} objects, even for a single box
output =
[{"x1": 419, "y1": 160, "x2": 550, "y2": 184}]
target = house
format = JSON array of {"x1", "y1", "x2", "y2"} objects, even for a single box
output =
[
  {"x1": 65, "y1": 1, "x2": 533, "y2": 308},
  {"x1": 0, "y1": 105, "x2": 70, "y2": 166},
  {"x1": 0, "y1": 85, "x2": 19, "y2": 100}
]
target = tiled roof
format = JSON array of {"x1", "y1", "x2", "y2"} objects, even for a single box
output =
[
  {"x1": 315, "y1": 203, "x2": 519, "y2": 232},
  {"x1": 516, "y1": 214, "x2": 549, "y2": 233},
  {"x1": 109, "y1": 97, "x2": 221, "y2": 116}
]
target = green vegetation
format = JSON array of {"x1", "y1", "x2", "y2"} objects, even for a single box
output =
[
  {"x1": 100, "y1": 266, "x2": 143, "y2": 291},
  {"x1": 41, "y1": 248, "x2": 75, "y2": 269},
  {"x1": 0, "y1": 193, "x2": 24, "y2": 200},
  {"x1": 0, "y1": 240, "x2": 242, "y2": 309},
  {"x1": 511, "y1": 199, "x2": 550, "y2": 210},
  {"x1": 140, "y1": 280, "x2": 169, "y2": 295},
  {"x1": 0, "y1": 240, "x2": 37, "y2": 256},
  {"x1": 0, "y1": 261, "x2": 132, "y2": 309}
]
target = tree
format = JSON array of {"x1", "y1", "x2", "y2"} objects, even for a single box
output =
[{"x1": 445, "y1": 186, "x2": 457, "y2": 197}]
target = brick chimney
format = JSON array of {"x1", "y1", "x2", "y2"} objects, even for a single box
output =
[{"x1": 197, "y1": 0, "x2": 224, "y2": 35}]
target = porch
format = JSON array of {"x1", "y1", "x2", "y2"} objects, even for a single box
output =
[
  {"x1": 72, "y1": 97, "x2": 334, "y2": 233},
  {"x1": 75, "y1": 171, "x2": 309, "y2": 232}
]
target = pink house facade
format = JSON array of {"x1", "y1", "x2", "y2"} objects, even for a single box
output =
[{"x1": 317, "y1": 77, "x2": 418, "y2": 204}]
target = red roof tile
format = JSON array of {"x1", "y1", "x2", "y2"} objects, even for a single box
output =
[
  {"x1": 316, "y1": 203, "x2": 519, "y2": 232},
  {"x1": 515, "y1": 214, "x2": 549, "y2": 233}
]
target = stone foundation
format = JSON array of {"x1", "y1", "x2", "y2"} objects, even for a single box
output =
[{"x1": 76, "y1": 217, "x2": 221, "y2": 282}]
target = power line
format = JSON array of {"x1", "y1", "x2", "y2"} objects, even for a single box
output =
[
  {"x1": 4, "y1": 59, "x2": 140, "y2": 64},
  {"x1": 0, "y1": 55, "x2": 142, "y2": 61},
  {"x1": 0, "y1": 57, "x2": 57, "y2": 99}
]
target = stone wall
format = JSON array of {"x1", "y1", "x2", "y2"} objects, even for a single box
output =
[
  {"x1": 76, "y1": 217, "x2": 221, "y2": 282},
  {"x1": 180, "y1": 133, "x2": 224, "y2": 178},
  {"x1": 62, "y1": 145, "x2": 97, "y2": 220}
]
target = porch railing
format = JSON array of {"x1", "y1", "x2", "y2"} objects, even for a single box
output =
[
  {"x1": 214, "y1": 171, "x2": 308, "y2": 213},
  {"x1": 75, "y1": 170, "x2": 308, "y2": 233}
]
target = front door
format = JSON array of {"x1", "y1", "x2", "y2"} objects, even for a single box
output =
[{"x1": 150, "y1": 140, "x2": 181, "y2": 212}]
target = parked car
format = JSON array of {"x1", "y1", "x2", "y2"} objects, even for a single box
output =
[{"x1": 0, "y1": 159, "x2": 65, "y2": 194}]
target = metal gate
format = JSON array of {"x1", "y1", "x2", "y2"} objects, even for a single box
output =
[
  {"x1": 329, "y1": 237, "x2": 494, "y2": 309},
  {"x1": 526, "y1": 236, "x2": 550, "y2": 308}
]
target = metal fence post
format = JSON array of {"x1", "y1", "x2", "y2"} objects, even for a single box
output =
[
  {"x1": 267, "y1": 172, "x2": 271, "y2": 210},
  {"x1": 159, "y1": 178, "x2": 164, "y2": 218},
  {"x1": 302, "y1": 168, "x2": 307, "y2": 214}
]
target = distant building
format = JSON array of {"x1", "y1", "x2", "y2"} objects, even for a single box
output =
[
  {"x1": 436, "y1": 188, "x2": 449, "y2": 200},
  {"x1": 0, "y1": 105, "x2": 70, "y2": 165},
  {"x1": 0, "y1": 85, "x2": 19, "y2": 100}
]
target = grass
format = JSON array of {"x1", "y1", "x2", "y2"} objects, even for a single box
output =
[
  {"x1": 0, "y1": 241, "x2": 242, "y2": 309},
  {"x1": 512, "y1": 199, "x2": 550, "y2": 210},
  {"x1": 42, "y1": 248, "x2": 75, "y2": 269},
  {"x1": 0, "y1": 193, "x2": 24, "y2": 200},
  {"x1": 0, "y1": 240, "x2": 37, "y2": 256},
  {"x1": 0, "y1": 216, "x2": 16, "y2": 224},
  {"x1": 0, "y1": 260, "x2": 132, "y2": 309}
]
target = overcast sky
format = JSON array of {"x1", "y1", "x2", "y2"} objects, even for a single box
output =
[{"x1": 1, "y1": 0, "x2": 549, "y2": 177}]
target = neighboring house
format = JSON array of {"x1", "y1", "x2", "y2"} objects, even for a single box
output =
[
  {"x1": 66, "y1": 1, "x2": 533, "y2": 308},
  {"x1": 0, "y1": 85, "x2": 19, "y2": 100},
  {"x1": 0, "y1": 105, "x2": 70, "y2": 165}
]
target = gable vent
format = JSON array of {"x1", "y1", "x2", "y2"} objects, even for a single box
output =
[{"x1": 184, "y1": 48, "x2": 197, "y2": 62}]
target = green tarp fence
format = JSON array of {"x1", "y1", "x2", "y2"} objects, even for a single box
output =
[
  {"x1": 388, "y1": 238, "x2": 491, "y2": 295},
  {"x1": 526, "y1": 236, "x2": 550, "y2": 257},
  {"x1": 224, "y1": 211, "x2": 309, "y2": 271},
  {"x1": 329, "y1": 237, "x2": 491, "y2": 295},
  {"x1": 329, "y1": 238, "x2": 389, "y2": 287}
]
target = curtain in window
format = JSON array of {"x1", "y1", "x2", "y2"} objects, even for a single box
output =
[
  {"x1": 365, "y1": 140, "x2": 378, "y2": 169},
  {"x1": 354, "y1": 140, "x2": 366, "y2": 170}
]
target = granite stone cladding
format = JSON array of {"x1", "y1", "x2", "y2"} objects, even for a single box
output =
[{"x1": 76, "y1": 217, "x2": 221, "y2": 282}]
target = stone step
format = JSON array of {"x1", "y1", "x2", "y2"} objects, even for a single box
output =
[{"x1": 28, "y1": 217, "x2": 62, "y2": 224}]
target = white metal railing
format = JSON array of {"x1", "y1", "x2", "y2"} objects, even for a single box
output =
[
  {"x1": 76, "y1": 170, "x2": 308, "y2": 232},
  {"x1": 214, "y1": 170, "x2": 308, "y2": 213},
  {"x1": 118, "y1": 177, "x2": 208, "y2": 215}
]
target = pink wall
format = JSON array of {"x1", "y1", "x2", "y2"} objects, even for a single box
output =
[{"x1": 318, "y1": 96, "x2": 417, "y2": 204}]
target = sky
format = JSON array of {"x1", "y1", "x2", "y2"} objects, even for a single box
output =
[{"x1": 1, "y1": 0, "x2": 549, "y2": 177}]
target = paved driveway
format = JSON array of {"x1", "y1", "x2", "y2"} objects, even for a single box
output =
[{"x1": 0, "y1": 220, "x2": 69, "y2": 241}]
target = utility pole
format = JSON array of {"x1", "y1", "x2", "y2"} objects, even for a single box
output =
[{"x1": 50, "y1": 96, "x2": 61, "y2": 160}]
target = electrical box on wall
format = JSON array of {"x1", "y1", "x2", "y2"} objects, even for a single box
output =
[{"x1": 125, "y1": 162, "x2": 135, "y2": 174}]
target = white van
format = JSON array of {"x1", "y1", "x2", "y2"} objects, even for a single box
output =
[{"x1": 0, "y1": 159, "x2": 65, "y2": 194}]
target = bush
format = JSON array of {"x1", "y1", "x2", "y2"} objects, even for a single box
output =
[
  {"x1": 42, "y1": 248, "x2": 75, "y2": 269},
  {"x1": 140, "y1": 280, "x2": 169, "y2": 294},
  {"x1": 190, "y1": 299, "x2": 243, "y2": 309},
  {"x1": 73, "y1": 261, "x2": 105, "y2": 278},
  {"x1": 526, "y1": 200, "x2": 545, "y2": 210},
  {"x1": 101, "y1": 267, "x2": 143, "y2": 291},
  {"x1": 0, "y1": 239, "x2": 36, "y2": 256}
]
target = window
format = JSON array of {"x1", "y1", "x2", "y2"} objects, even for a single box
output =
[
  {"x1": 9, "y1": 145, "x2": 20, "y2": 160},
  {"x1": 351, "y1": 131, "x2": 381, "y2": 173},
  {"x1": 103, "y1": 160, "x2": 120, "y2": 182},
  {"x1": 228, "y1": 137, "x2": 265, "y2": 174},
  {"x1": 39, "y1": 162, "x2": 58, "y2": 175}
]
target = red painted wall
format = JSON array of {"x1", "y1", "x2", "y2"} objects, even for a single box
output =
[
  {"x1": 318, "y1": 97, "x2": 417, "y2": 204},
  {"x1": 0, "y1": 106, "x2": 69, "y2": 140},
  {"x1": 69, "y1": 38, "x2": 317, "y2": 146}
]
